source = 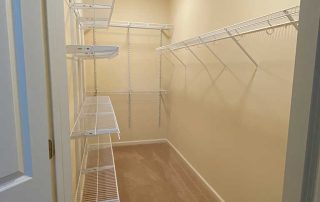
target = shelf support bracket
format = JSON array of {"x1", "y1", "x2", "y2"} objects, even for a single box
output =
[
  {"x1": 169, "y1": 49, "x2": 187, "y2": 68},
  {"x1": 184, "y1": 42, "x2": 208, "y2": 68},
  {"x1": 225, "y1": 29, "x2": 259, "y2": 68},
  {"x1": 198, "y1": 37, "x2": 229, "y2": 68},
  {"x1": 184, "y1": 42, "x2": 215, "y2": 82},
  {"x1": 283, "y1": 10, "x2": 299, "y2": 30}
]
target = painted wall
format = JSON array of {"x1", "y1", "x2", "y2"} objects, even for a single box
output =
[
  {"x1": 164, "y1": 0, "x2": 300, "y2": 201},
  {"x1": 84, "y1": 0, "x2": 171, "y2": 142}
]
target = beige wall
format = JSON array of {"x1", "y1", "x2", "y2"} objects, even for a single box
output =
[
  {"x1": 165, "y1": 0, "x2": 300, "y2": 202},
  {"x1": 84, "y1": 0, "x2": 171, "y2": 142}
]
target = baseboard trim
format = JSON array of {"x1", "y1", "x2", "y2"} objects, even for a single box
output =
[
  {"x1": 112, "y1": 138, "x2": 225, "y2": 202},
  {"x1": 112, "y1": 139, "x2": 167, "y2": 147},
  {"x1": 166, "y1": 140, "x2": 225, "y2": 202}
]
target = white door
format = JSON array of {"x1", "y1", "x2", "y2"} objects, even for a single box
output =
[{"x1": 0, "y1": 0, "x2": 53, "y2": 201}]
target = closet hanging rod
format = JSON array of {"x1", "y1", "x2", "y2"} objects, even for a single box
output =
[
  {"x1": 79, "y1": 20, "x2": 173, "y2": 30},
  {"x1": 157, "y1": 6, "x2": 300, "y2": 52}
]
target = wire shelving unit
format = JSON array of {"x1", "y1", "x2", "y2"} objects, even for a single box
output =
[
  {"x1": 65, "y1": 1, "x2": 121, "y2": 201},
  {"x1": 157, "y1": 6, "x2": 300, "y2": 68},
  {"x1": 71, "y1": 96, "x2": 120, "y2": 139},
  {"x1": 157, "y1": 6, "x2": 299, "y2": 51},
  {"x1": 74, "y1": 135, "x2": 120, "y2": 202},
  {"x1": 66, "y1": 0, "x2": 118, "y2": 59}
]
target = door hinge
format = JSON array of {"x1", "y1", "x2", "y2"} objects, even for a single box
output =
[{"x1": 48, "y1": 139, "x2": 55, "y2": 159}]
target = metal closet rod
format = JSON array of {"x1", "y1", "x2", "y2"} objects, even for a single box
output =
[{"x1": 157, "y1": 6, "x2": 300, "y2": 52}]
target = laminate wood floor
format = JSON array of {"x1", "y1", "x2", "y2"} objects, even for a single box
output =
[{"x1": 113, "y1": 143, "x2": 218, "y2": 202}]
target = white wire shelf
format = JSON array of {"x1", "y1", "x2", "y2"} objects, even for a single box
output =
[
  {"x1": 86, "y1": 89, "x2": 168, "y2": 95},
  {"x1": 70, "y1": 0, "x2": 115, "y2": 29},
  {"x1": 66, "y1": 45, "x2": 119, "y2": 59},
  {"x1": 74, "y1": 136, "x2": 120, "y2": 202},
  {"x1": 69, "y1": 0, "x2": 114, "y2": 19},
  {"x1": 79, "y1": 20, "x2": 174, "y2": 30},
  {"x1": 71, "y1": 96, "x2": 120, "y2": 139},
  {"x1": 84, "y1": 96, "x2": 111, "y2": 105},
  {"x1": 157, "y1": 6, "x2": 300, "y2": 51},
  {"x1": 110, "y1": 21, "x2": 173, "y2": 30},
  {"x1": 71, "y1": 3, "x2": 113, "y2": 9}
]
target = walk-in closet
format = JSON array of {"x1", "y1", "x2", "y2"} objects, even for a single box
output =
[
  {"x1": 5, "y1": 0, "x2": 320, "y2": 201},
  {"x1": 62, "y1": 0, "x2": 302, "y2": 201}
]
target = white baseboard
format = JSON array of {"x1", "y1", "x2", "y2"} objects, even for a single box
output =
[
  {"x1": 166, "y1": 140, "x2": 225, "y2": 202},
  {"x1": 112, "y1": 138, "x2": 167, "y2": 147},
  {"x1": 112, "y1": 138, "x2": 225, "y2": 202}
]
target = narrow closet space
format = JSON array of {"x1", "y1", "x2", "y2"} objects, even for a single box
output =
[{"x1": 63, "y1": 0, "x2": 300, "y2": 201}]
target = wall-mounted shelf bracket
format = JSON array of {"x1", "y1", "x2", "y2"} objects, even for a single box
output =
[
  {"x1": 283, "y1": 10, "x2": 299, "y2": 30},
  {"x1": 184, "y1": 42, "x2": 214, "y2": 81},
  {"x1": 198, "y1": 37, "x2": 229, "y2": 68},
  {"x1": 225, "y1": 29, "x2": 259, "y2": 67},
  {"x1": 184, "y1": 42, "x2": 208, "y2": 68},
  {"x1": 168, "y1": 49, "x2": 187, "y2": 68}
]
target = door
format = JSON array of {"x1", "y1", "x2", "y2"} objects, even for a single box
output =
[{"x1": 0, "y1": 0, "x2": 54, "y2": 201}]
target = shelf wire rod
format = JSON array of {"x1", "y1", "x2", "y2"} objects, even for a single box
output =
[
  {"x1": 96, "y1": 135, "x2": 100, "y2": 202},
  {"x1": 225, "y1": 28, "x2": 259, "y2": 67},
  {"x1": 283, "y1": 10, "x2": 299, "y2": 30},
  {"x1": 158, "y1": 30, "x2": 163, "y2": 127},
  {"x1": 93, "y1": 2, "x2": 100, "y2": 198},
  {"x1": 127, "y1": 27, "x2": 132, "y2": 128},
  {"x1": 95, "y1": 96, "x2": 100, "y2": 201},
  {"x1": 109, "y1": 136, "x2": 120, "y2": 201},
  {"x1": 110, "y1": 99, "x2": 121, "y2": 140},
  {"x1": 168, "y1": 49, "x2": 187, "y2": 68},
  {"x1": 198, "y1": 37, "x2": 229, "y2": 69},
  {"x1": 74, "y1": 138, "x2": 88, "y2": 202},
  {"x1": 92, "y1": 0, "x2": 98, "y2": 96}
]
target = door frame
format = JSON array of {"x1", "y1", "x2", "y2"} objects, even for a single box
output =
[
  {"x1": 44, "y1": 0, "x2": 72, "y2": 201},
  {"x1": 282, "y1": 0, "x2": 320, "y2": 201}
]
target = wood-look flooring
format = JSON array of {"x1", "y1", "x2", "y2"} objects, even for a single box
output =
[{"x1": 113, "y1": 143, "x2": 218, "y2": 202}]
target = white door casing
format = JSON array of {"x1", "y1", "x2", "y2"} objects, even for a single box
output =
[{"x1": 0, "y1": 0, "x2": 53, "y2": 201}]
